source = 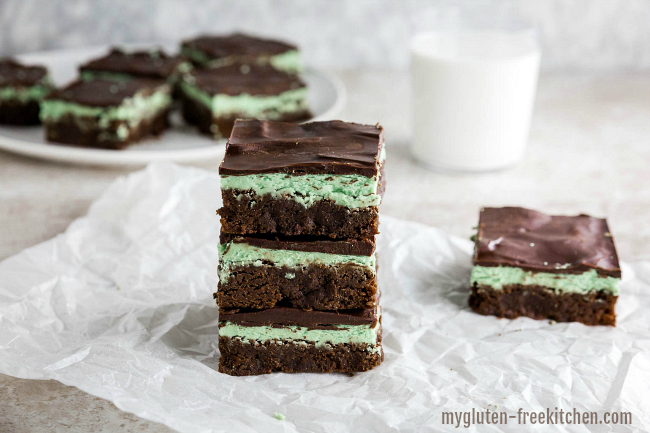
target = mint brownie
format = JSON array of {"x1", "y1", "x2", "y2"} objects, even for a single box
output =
[
  {"x1": 469, "y1": 207, "x2": 621, "y2": 326},
  {"x1": 41, "y1": 79, "x2": 172, "y2": 149},
  {"x1": 0, "y1": 58, "x2": 53, "y2": 125},
  {"x1": 217, "y1": 233, "x2": 378, "y2": 310},
  {"x1": 178, "y1": 64, "x2": 310, "y2": 138},
  {"x1": 181, "y1": 33, "x2": 301, "y2": 73},
  {"x1": 218, "y1": 119, "x2": 386, "y2": 239},
  {"x1": 79, "y1": 48, "x2": 185, "y2": 83},
  {"x1": 218, "y1": 307, "x2": 383, "y2": 375}
]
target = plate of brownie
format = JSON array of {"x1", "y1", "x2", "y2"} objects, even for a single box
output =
[{"x1": 0, "y1": 34, "x2": 346, "y2": 166}]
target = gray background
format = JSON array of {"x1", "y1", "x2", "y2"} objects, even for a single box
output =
[
  {"x1": 1, "y1": 0, "x2": 650, "y2": 71},
  {"x1": 2, "y1": 2, "x2": 650, "y2": 432}
]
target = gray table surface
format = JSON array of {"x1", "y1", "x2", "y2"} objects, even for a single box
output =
[{"x1": 1, "y1": 70, "x2": 649, "y2": 432}]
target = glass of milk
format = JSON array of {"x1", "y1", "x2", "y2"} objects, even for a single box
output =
[{"x1": 410, "y1": 24, "x2": 541, "y2": 172}]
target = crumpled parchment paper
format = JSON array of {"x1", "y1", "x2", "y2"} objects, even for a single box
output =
[{"x1": 1, "y1": 162, "x2": 649, "y2": 433}]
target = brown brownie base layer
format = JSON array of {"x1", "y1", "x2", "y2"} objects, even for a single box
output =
[
  {"x1": 0, "y1": 100, "x2": 41, "y2": 125},
  {"x1": 219, "y1": 336, "x2": 383, "y2": 376},
  {"x1": 469, "y1": 283, "x2": 617, "y2": 326},
  {"x1": 44, "y1": 110, "x2": 169, "y2": 150},
  {"x1": 180, "y1": 93, "x2": 213, "y2": 134},
  {"x1": 219, "y1": 191, "x2": 379, "y2": 239},
  {"x1": 217, "y1": 262, "x2": 377, "y2": 310},
  {"x1": 180, "y1": 93, "x2": 311, "y2": 139}
]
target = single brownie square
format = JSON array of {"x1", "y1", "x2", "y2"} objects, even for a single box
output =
[
  {"x1": 218, "y1": 307, "x2": 383, "y2": 376},
  {"x1": 217, "y1": 232, "x2": 378, "y2": 310},
  {"x1": 0, "y1": 58, "x2": 53, "y2": 125},
  {"x1": 469, "y1": 207, "x2": 621, "y2": 326},
  {"x1": 41, "y1": 79, "x2": 172, "y2": 150},
  {"x1": 218, "y1": 119, "x2": 386, "y2": 239},
  {"x1": 79, "y1": 48, "x2": 185, "y2": 82},
  {"x1": 180, "y1": 33, "x2": 301, "y2": 74},
  {"x1": 178, "y1": 64, "x2": 310, "y2": 138}
]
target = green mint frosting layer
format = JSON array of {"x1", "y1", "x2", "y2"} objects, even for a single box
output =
[
  {"x1": 218, "y1": 241, "x2": 376, "y2": 282},
  {"x1": 179, "y1": 80, "x2": 307, "y2": 119},
  {"x1": 0, "y1": 83, "x2": 51, "y2": 102},
  {"x1": 219, "y1": 319, "x2": 381, "y2": 352},
  {"x1": 179, "y1": 47, "x2": 212, "y2": 65},
  {"x1": 268, "y1": 50, "x2": 302, "y2": 74},
  {"x1": 40, "y1": 87, "x2": 172, "y2": 127},
  {"x1": 221, "y1": 173, "x2": 381, "y2": 209},
  {"x1": 471, "y1": 266, "x2": 621, "y2": 295},
  {"x1": 181, "y1": 47, "x2": 302, "y2": 73}
]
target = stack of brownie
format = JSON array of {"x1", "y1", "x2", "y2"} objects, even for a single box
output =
[
  {"x1": 178, "y1": 33, "x2": 311, "y2": 139},
  {"x1": 216, "y1": 118, "x2": 386, "y2": 376},
  {"x1": 12, "y1": 32, "x2": 311, "y2": 149}
]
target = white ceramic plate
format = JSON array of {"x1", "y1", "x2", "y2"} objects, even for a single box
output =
[{"x1": 0, "y1": 45, "x2": 346, "y2": 166}]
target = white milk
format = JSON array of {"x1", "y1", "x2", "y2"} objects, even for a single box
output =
[{"x1": 410, "y1": 31, "x2": 540, "y2": 172}]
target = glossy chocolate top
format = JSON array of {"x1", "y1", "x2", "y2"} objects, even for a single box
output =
[
  {"x1": 220, "y1": 232, "x2": 375, "y2": 256},
  {"x1": 79, "y1": 48, "x2": 183, "y2": 79},
  {"x1": 473, "y1": 207, "x2": 621, "y2": 277},
  {"x1": 182, "y1": 33, "x2": 296, "y2": 59},
  {"x1": 184, "y1": 64, "x2": 305, "y2": 96},
  {"x1": 219, "y1": 119, "x2": 384, "y2": 177},
  {"x1": 219, "y1": 307, "x2": 378, "y2": 329},
  {"x1": 47, "y1": 79, "x2": 166, "y2": 107},
  {"x1": 0, "y1": 58, "x2": 47, "y2": 86}
]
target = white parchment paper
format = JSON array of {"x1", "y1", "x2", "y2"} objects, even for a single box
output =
[{"x1": 1, "y1": 163, "x2": 649, "y2": 432}]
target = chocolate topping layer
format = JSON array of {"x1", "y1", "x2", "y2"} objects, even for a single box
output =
[
  {"x1": 219, "y1": 119, "x2": 384, "y2": 177},
  {"x1": 47, "y1": 79, "x2": 167, "y2": 107},
  {"x1": 0, "y1": 58, "x2": 47, "y2": 86},
  {"x1": 184, "y1": 64, "x2": 305, "y2": 96},
  {"x1": 474, "y1": 207, "x2": 621, "y2": 277},
  {"x1": 219, "y1": 307, "x2": 378, "y2": 328},
  {"x1": 79, "y1": 48, "x2": 183, "y2": 79},
  {"x1": 182, "y1": 33, "x2": 296, "y2": 59},
  {"x1": 220, "y1": 232, "x2": 375, "y2": 256}
]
